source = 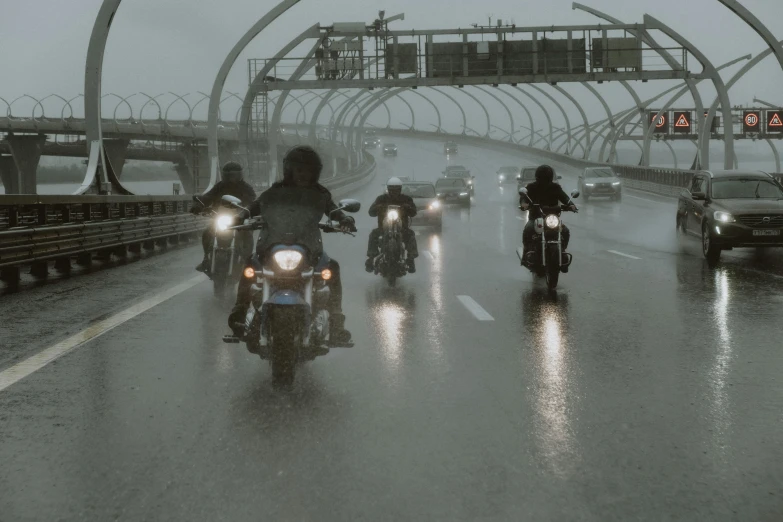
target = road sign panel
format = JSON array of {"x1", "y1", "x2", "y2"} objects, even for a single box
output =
[
  {"x1": 766, "y1": 110, "x2": 783, "y2": 133},
  {"x1": 743, "y1": 110, "x2": 761, "y2": 133},
  {"x1": 673, "y1": 111, "x2": 692, "y2": 134},
  {"x1": 649, "y1": 110, "x2": 668, "y2": 134},
  {"x1": 703, "y1": 111, "x2": 720, "y2": 133}
]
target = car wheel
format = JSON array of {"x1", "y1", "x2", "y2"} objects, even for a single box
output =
[
  {"x1": 614, "y1": 192, "x2": 622, "y2": 202},
  {"x1": 702, "y1": 222, "x2": 721, "y2": 266}
]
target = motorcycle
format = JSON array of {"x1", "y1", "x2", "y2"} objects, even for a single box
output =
[
  {"x1": 194, "y1": 195, "x2": 252, "y2": 298},
  {"x1": 516, "y1": 187, "x2": 580, "y2": 290},
  {"x1": 221, "y1": 198, "x2": 360, "y2": 386},
  {"x1": 370, "y1": 204, "x2": 409, "y2": 287}
]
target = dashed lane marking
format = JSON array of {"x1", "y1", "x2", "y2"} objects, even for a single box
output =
[
  {"x1": 0, "y1": 275, "x2": 205, "y2": 393},
  {"x1": 423, "y1": 250, "x2": 434, "y2": 260},
  {"x1": 607, "y1": 250, "x2": 642, "y2": 260},
  {"x1": 457, "y1": 295, "x2": 495, "y2": 321}
]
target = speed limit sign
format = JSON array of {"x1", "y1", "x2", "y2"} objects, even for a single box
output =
[{"x1": 744, "y1": 110, "x2": 761, "y2": 132}]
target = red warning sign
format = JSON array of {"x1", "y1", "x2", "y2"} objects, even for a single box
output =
[
  {"x1": 649, "y1": 110, "x2": 668, "y2": 134},
  {"x1": 673, "y1": 111, "x2": 692, "y2": 134},
  {"x1": 766, "y1": 110, "x2": 783, "y2": 133},
  {"x1": 743, "y1": 110, "x2": 761, "y2": 133}
]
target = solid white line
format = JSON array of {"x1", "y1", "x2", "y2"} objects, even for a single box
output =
[
  {"x1": 423, "y1": 250, "x2": 434, "y2": 260},
  {"x1": 457, "y1": 295, "x2": 495, "y2": 321},
  {"x1": 607, "y1": 250, "x2": 642, "y2": 260},
  {"x1": 0, "y1": 275, "x2": 205, "y2": 393}
]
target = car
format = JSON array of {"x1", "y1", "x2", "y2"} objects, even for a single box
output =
[
  {"x1": 372, "y1": 137, "x2": 381, "y2": 147},
  {"x1": 383, "y1": 143, "x2": 398, "y2": 156},
  {"x1": 677, "y1": 170, "x2": 783, "y2": 265},
  {"x1": 497, "y1": 166, "x2": 520, "y2": 185},
  {"x1": 442, "y1": 165, "x2": 475, "y2": 195},
  {"x1": 517, "y1": 166, "x2": 538, "y2": 187},
  {"x1": 364, "y1": 129, "x2": 377, "y2": 136},
  {"x1": 362, "y1": 137, "x2": 375, "y2": 149},
  {"x1": 435, "y1": 177, "x2": 471, "y2": 207},
  {"x1": 579, "y1": 167, "x2": 622, "y2": 202},
  {"x1": 444, "y1": 141, "x2": 458, "y2": 155},
  {"x1": 401, "y1": 181, "x2": 442, "y2": 230}
]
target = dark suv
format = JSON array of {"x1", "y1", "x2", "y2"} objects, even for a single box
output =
[
  {"x1": 676, "y1": 170, "x2": 783, "y2": 264},
  {"x1": 444, "y1": 141, "x2": 458, "y2": 155}
]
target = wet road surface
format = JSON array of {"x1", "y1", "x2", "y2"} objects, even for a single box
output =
[{"x1": 1, "y1": 137, "x2": 783, "y2": 521}]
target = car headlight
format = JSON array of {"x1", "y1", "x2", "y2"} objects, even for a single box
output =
[
  {"x1": 459, "y1": 192, "x2": 469, "y2": 196},
  {"x1": 467, "y1": 180, "x2": 473, "y2": 185},
  {"x1": 387, "y1": 209, "x2": 400, "y2": 221},
  {"x1": 273, "y1": 250, "x2": 303, "y2": 271},
  {"x1": 545, "y1": 215, "x2": 560, "y2": 229},
  {"x1": 612, "y1": 181, "x2": 621, "y2": 186},
  {"x1": 216, "y1": 214, "x2": 233, "y2": 231},
  {"x1": 585, "y1": 183, "x2": 595, "y2": 187},
  {"x1": 429, "y1": 201, "x2": 441, "y2": 210},
  {"x1": 714, "y1": 211, "x2": 734, "y2": 223},
  {"x1": 499, "y1": 175, "x2": 505, "y2": 180}
]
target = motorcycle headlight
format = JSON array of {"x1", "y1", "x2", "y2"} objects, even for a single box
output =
[
  {"x1": 429, "y1": 201, "x2": 441, "y2": 210},
  {"x1": 545, "y1": 215, "x2": 560, "y2": 229},
  {"x1": 714, "y1": 211, "x2": 734, "y2": 223},
  {"x1": 273, "y1": 250, "x2": 303, "y2": 271},
  {"x1": 216, "y1": 214, "x2": 233, "y2": 231},
  {"x1": 386, "y1": 209, "x2": 400, "y2": 221}
]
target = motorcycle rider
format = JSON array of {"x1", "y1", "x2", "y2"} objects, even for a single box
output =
[
  {"x1": 520, "y1": 164, "x2": 576, "y2": 271},
  {"x1": 228, "y1": 145, "x2": 356, "y2": 345},
  {"x1": 365, "y1": 177, "x2": 419, "y2": 273},
  {"x1": 190, "y1": 161, "x2": 257, "y2": 274}
]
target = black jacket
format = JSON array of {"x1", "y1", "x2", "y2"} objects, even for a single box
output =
[
  {"x1": 521, "y1": 181, "x2": 572, "y2": 219},
  {"x1": 368, "y1": 193, "x2": 417, "y2": 228},
  {"x1": 198, "y1": 180, "x2": 257, "y2": 208},
  {"x1": 248, "y1": 182, "x2": 348, "y2": 258}
]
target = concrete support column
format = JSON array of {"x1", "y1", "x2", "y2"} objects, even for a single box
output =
[
  {"x1": 7, "y1": 134, "x2": 46, "y2": 194},
  {"x1": 174, "y1": 162, "x2": 197, "y2": 194},
  {"x1": 103, "y1": 139, "x2": 130, "y2": 178},
  {"x1": 0, "y1": 155, "x2": 20, "y2": 194}
]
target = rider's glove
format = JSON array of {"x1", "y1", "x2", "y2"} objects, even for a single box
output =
[
  {"x1": 340, "y1": 216, "x2": 357, "y2": 232},
  {"x1": 238, "y1": 209, "x2": 251, "y2": 221}
]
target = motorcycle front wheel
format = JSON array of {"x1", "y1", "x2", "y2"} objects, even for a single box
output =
[
  {"x1": 269, "y1": 309, "x2": 300, "y2": 387},
  {"x1": 545, "y1": 245, "x2": 560, "y2": 290}
]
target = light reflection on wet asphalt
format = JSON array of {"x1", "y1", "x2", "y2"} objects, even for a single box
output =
[{"x1": 1, "y1": 137, "x2": 782, "y2": 521}]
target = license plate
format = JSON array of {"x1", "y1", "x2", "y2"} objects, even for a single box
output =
[{"x1": 753, "y1": 229, "x2": 781, "y2": 236}]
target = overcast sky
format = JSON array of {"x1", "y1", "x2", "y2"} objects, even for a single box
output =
[{"x1": 3, "y1": 0, "x2": 783, "y2": 150}]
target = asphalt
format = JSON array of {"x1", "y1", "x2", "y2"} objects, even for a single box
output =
[{"x1": 1, "y1": 137, "x2": 782, "y2": 521}]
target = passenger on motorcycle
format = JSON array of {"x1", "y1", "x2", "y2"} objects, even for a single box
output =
[
  {"x1": 520, "y1": 165, "x2": 576, "y2": 267},
  {"x1": 366, "y1": 177, "x2": 419, "y2": 273},
  {"x1": 228, "y1": 146, "x2": 356, "y2": 344},
  {"x1": 190, "y1": 161, "x2": 256, "y2": 274}
]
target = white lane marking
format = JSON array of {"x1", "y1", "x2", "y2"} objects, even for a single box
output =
[
  {"x1": 457, "y1": 295, "x2": 495, "y2": 321},
  {"x1": 0, "y1": 275, "x2": 205, "y2": 393},
  {"x1": 423, "y1": 250, "x2": 434, "y2": 260},
  {"x1": 607, "y1": 250, "x2": 641, "y2": 260}
]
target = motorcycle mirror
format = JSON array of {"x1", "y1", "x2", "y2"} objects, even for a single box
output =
[
  {"x1": 221, "y1": 195, "x2": 242, "y2": 207},
  {"x1": 335, "y1": 199, "x2": 361, "y2": 213},
  {"x1": 518, "y1": 187, "x2": 528, "y2": 196},
  {"x1": 570, "y1": 190, "x2": 580, "y2": 199}
]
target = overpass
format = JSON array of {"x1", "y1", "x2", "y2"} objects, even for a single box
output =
[{"x1": 2, "y1": 0, "x2": 783, "y2": 519}]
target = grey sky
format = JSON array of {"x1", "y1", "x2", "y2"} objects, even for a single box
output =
[{"x1": 3, "y1": 0, "x2": 783, "y2": 143}]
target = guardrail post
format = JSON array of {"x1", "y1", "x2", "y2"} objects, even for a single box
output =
[
  {"x1": 54, "y1": 258, "x2": 72, "y2": 273},
  {"x1": 0, "y1": 267, "x2": 20, "y2": 287},
  {"x1": 29, "y1": 261, "x2": 48, "y2": 278}
]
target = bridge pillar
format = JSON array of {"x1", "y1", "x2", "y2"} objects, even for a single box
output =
[
  {"x1": 174, "y1": 162, "x2": 196, "y2": 194},
  {"x1": 6, "y1": 134, "x2": 46, "y2": 194},
  {"x1": 0, "y1": 155, "x2": 20, "y2": 194},
  {"x1": 103, "y1": 139, "x2": 130, "y2": 178}
]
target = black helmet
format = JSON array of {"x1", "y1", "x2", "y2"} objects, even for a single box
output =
[
  {"x1": 283, "y1": 145, "x2": 323, "y2": 185},
  {"x1": 221, "y1": 161, "x2": 244, "y2": 183},
  {"x1": 535, "y1": 165, "x2": 555, "y2": 184}
]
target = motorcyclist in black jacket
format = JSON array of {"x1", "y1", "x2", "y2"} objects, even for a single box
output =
[
  {"x1": 520, "y1": 165, "x2": 576, "y2": 269},
  {"x1": 228, "y1": 146, "x2": 356, "y2": 345},
  {"x1": 190, "y1": 161, "x2": 257, "y2": 273},
  {"x1": 365, "y1": 177, "x2": 419, "y2": 273}
]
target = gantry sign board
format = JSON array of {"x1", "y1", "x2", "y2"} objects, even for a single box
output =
[
  {"x1": 259, "y1": 23, "x2": 699, "y2": 91},
  {"x1": 647, "y1": 109, "x2": 727, "y2": 136},
  {"x1": 767, "y1": 110, "x2": 783, "y2": 134},
  {"x1": 673, "y1": 111, "x2": 693, "y2": 134},
  {"x1": 649, "y1": 110, "x2": 668, "y2": 134}
]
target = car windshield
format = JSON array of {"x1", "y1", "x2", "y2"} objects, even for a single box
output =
[
  {"x1": 521, "y1": 168, "x2": 537, "y2": 179},
  {"x1": 402, "y1": 184, "x2": 436, "y2": 198},
  {"x1": 498, "y1": 167, "x2": 518, "y2": 174},
  {"x1": 436, "y1": 178, "x2": 466, "y2": 188},
  {"x1": 711, "y1": 178, "x2": 783, "y2": 199},
  {"x1": 587, "y1": 169, "x2": 615, "y2": 178},
  {"x1": 385, "y1": 144, "x2": 396, "y2": 148}
]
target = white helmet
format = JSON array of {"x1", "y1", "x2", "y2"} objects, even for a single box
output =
[{"x1": 387, "y1": 177, "x2": 402, "y2": 187}]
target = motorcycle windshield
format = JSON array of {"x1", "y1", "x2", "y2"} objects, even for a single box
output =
[{"x1": 256, "y1": 188, "x2": 327, "y2": 258}]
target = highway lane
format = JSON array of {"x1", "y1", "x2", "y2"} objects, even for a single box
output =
[{"x1": 1, "y1": 136, "x2": 782, "y2": 521}]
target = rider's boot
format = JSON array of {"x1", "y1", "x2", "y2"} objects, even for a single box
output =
[
  {"x1": 561, "y1": 251, "x2": 570, "y2": 273},
  {"x1": 227, "y1": 304, "x2": 246, "y2": 339},
  {"x1": 329, "y1": 313, "x2": 353, "y2": 346},
  {"x1": 365, "y1": 256, "x2": 374, "y2": 273},
  {"x1": 406, "y1": 257, "x2": 416, "y2": 273},
  {"x1": 195, "y1": 254, "x2": 210, "y2": 274}
]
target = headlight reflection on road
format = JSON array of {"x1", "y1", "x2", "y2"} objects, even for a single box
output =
[
  {"x1": 427, "y1": 235, "x2": 445, "y2": 364},
  {"x1": 709, "y1": 269, "x2": 734, "y2": 455},
  {"x1": 376, "y1": 302, "x2": 405, "y2": 366}
]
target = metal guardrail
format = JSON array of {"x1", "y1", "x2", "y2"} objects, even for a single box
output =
[{"x1": 0, "y1": 151, "x2": 376, "y2": 282}]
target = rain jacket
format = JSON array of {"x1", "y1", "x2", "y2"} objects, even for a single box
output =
[
  {"x1": 520, "y1": 181, "x2": 571, "y2": 220},
  {"x1": 368, "y1": 193, "x2": 417, "y2": 228},
  {"x1": 198, "y1": 180, "x2": 257, "y2": 208}
]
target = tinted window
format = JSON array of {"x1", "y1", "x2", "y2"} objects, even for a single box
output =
[
  {"x1": 436, "y1": 178, "x2": 466, "y2": 188},
  {"x1": 522, "y1": 168, "x2": 537, "y2": 179},
  {"x1": 498, "y1": 167, "x2": 519, "y2": 174},
  {"x1": 711, "y1": 178, "x2": 783, "y2": 199},
  {"x1": 691, "y1": 176, "x2": 706, "y2": 194},
  {"x1": 402, "y1": 184, "x2": 436, "y2": 197}
]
